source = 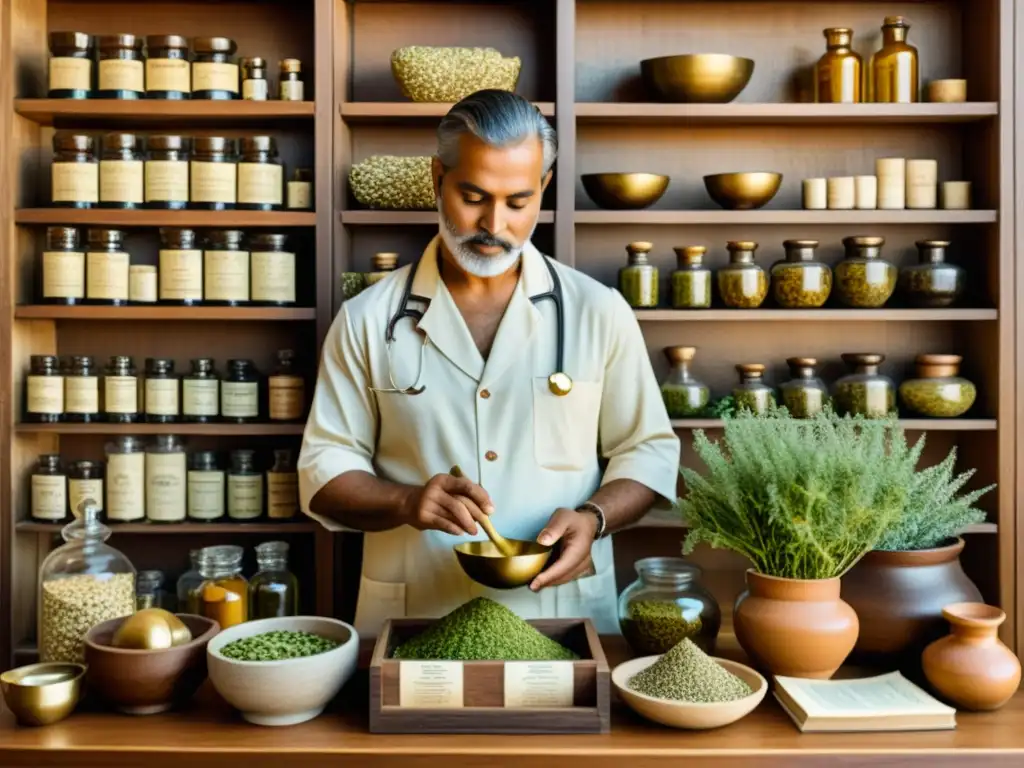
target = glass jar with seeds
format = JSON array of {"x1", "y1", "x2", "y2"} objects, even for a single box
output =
[
  {"x1": 659, "y1": 346, "x2": 710, "y2": 418},
  {"x1": 732, "y1": 363, "x2": 775, "y2": 415},
  {"x1": 25, "y1": 354, "x2": 64, "y2": 423},
  {"x1": 717, "y1": 241, "x2": 768, "y2": 308},
  {"x1": 249, "y1": 541, "x2": 299, "y2": 619},
  {"x1": 898, "y1": 354, "x2": 977, "y2": 419},
  {"x1": 145, "y1": 35, "x2": 190, "y2": 100},
  {"x1": 670, "y1": 246, "x2": 712, "y2": 309},
  {"x1": 96, "y1": 34, "x2": 144, "y2": 99},
  {"x1": 48, "y1": 32, "x2": 93, "y2": 99},
  {"x1": 241, "y1": 57, "x2": 269, "y2": 101},
  {"x1": 770, "y1": 239, "x2": 832, "y2": 308},
  {"x1": 31, "y1": 454, "x2": 68, "y2": 523},
  {"x1": 192, "y1": 37, "x2": 239, "y2": 100},
  {"x1": 618, "y1": 241, "x2": 659, "y2": 308},
  {"x1": 278, "y1": 58, "x2": 305, "y2": 101},
  {"x1": 898, "y1": 240, "x2": 964, "y2": 308},
  {"x1": 68, "y1": 460, "x2": 103, "y2": 520},
  {"x1": 51, "y1": 133, "x2": 98, "y2": 208},
  {"x1": 833, "y1": 353, "x2": 895, "y2": 418},
  {"x1": 834, "y1": 236, "x2": 896, "y2": 308},
  {"x1": 778, "y1": 357, "x2": 829, "y2": 418}
]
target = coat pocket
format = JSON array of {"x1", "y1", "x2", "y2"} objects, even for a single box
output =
[{"x1": 532, "y1": 378, "x2": 602, "y2": 471}]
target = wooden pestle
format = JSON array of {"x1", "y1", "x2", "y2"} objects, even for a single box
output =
[{"x1": 449, "y1": 465, "x2": 517, "y2": 557}]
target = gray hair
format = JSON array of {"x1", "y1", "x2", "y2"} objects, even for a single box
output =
[{"x1": 437, "y1": 90, "x2": 557, "y2": 176}]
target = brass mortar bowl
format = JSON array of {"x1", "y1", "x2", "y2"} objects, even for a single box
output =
[
  {"x1": 703, "y1": 171, "x2": 782, "y2": 210},
  {"x1": 0, "y1": 662, "x2": 86, "y2": 726},
  {"x1": 454, "y1": 539, "x2": 553, "y2": 590},
  {"x1": 582, "y1": 172, "x2": 670, "y2": 210},
  {"x1": 641, "y1": 53, "x2": 755, "y2": 103}
]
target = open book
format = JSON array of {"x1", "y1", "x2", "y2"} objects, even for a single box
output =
[{"x1": 774, "y1": 671, "x2": 956, "y2": 732}]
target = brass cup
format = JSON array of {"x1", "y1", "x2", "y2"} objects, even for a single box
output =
[
  {"x1": 0, "y1": 662, "x2": 86, "y2": 726},
  {"x1": 454, "y1": 539, "x2": 553, "y2": 590},
  {"x1": 640, "y1": 53, "x2": 755, "y2": 103},
  {"x1": 581, "y1": 172, "x2": 670, "y2": 210},
  {"x1": 703, "y1": 171, "x2": 783, "y2": 210}
]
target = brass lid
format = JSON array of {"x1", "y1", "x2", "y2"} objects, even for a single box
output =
[
  {"x1": 97, "y1": 33, "x2": 142, "y2": 51},
  {"x1": 86, "y1": 228, "x2": 125, "y2": 248},
  {"x1": 841, "y1": 352, "x2": 885, "y2": 367},
  {"x1": 824, "y1": 28, "x2": 854, "y2": 45},
  {"x1": 280, "y1": 58, "x2": 302, "y2": 74},
  {"x1": 916, "y1": 354, "x2": 961, "y2": 378},
  {"x1": 148, "y1": 135, "x2": 189, "y2": 152},
  {"x1": 192, "y1": 36, "x2": 237, "y2": 55},
  {"x1": 843, "y1": 235, "x2": 885, "y2": 248},
  {"x1": 737, "y1": 363, "x2": 765, "y2": 377},
  {"x1": 916, "y1": 239, "x2": 951, "y2": 249},
  {"x1": 787, "y1": 356, "x2": 817, "y2": 369},
  {"x1": 241, "y1": 56, "x2": 267, "y2": 71},
  {"x1": 49, "y1": 31, "x2": 92, "y2": 50},
  {"x1": 673, "y1": 245, "x2": 706, "y2": 265},
  {"x1": 145, "y1": 34, "x2": 189, "y2": 49},
  {"x1": 192, "y1": 136, "x2": 236, "y2": 154},
  {"x1": 101, "y1": 132, "x2": 140, "y2": 152},
  {"x1": 52, "y1": 132, "x2": 93, "y2": 152},
  {"x1": 726, "y1": 240, "x2": 758, "y2": 251},
  {"x1": 239, "y1": 136, "x2": 277, "y2": 155},
  {"x1": 783, "y1": 240, "x2": 819, "y2": 261},
  {"x1": 626, "y1": 241, "x2": 653, "y2": 254},
  {"x1": 664, "y1": 346, "x2": 696, "y2": 365},
  {"x1": 883, "y1": 16, "x2": 910, "y2": 28},
  {"x1": 372, "y1": 252, "x2": 400, "y2": 271}
]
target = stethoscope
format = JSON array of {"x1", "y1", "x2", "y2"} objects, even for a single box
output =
[{"x1": 369, "y1": 251, "x2": 573, "y2": 398}]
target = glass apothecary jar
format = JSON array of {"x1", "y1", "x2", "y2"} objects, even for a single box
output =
[
  {"x1": 733, "y1": 363, "x2": 775, "y2": 414},
  {"x1": 237, "y1": 136, "x2": 283, "y2": 211},
  {"x1": 38, "y1": 504, "x2": 136, "y2": 663},
  {"x1": 834, "y1": 236, "x2": 896, "y2": 308},
  {"x1": 659, "y1": 346, "x2": 710, "y2": 418},
  {"x1": 178, "y1": 549, "x2": 205, "y2": 613},
  {"x1": 250, "y1": 541, "x2": 299, "y2": 619},
  {"x1": 770, "y1": 239, "x2": 832, "y2": 308},
  {"x1": 898, "y1": 240, "x2": 964, "y2": 308},
  {"x1": 192, "y1": 37, "x2": 239, "y2": 100},
  {"x1": 718, "y1": 241, "x2": 768, "y2": 308},
  {"x1": 618, "y1": 241, "x2": 659, "y2": 309},
  {"x1": 48, "y1": 32, "x2": 93, "y2": 99},
  {"x1": 136, "y1": 569, "x2": 173, "y2": 611},
  {"x1": 196, "y1": 545, "x2": 248, "y2": 629},
  {"x1": 618, "y1": 557, "x2": 721, "y2": 656},
  {"x1": 145, "y1": 35, "x2": 191, "y2": 100},
  {"x1": 670, "y1": 246, "x2": 712, "y2": 309},
  {"x1": 779, "y1": 357, "x2": 829, "y2": 418},
  {"x1": 815, "y1": 27, "x2": 862, "y2": 103},
  {"x1": 833, "y1": 353, "x2": 895, "y2": 418},
  {"x1": 898, "y1": 354, "x2": 977, "y2": 418},
  {"x1": 96, "y1": 34, "x2": 144, "y2": 100}
]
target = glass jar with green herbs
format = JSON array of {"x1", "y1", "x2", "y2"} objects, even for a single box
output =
[
  {"x1": 618, "y1": 241, "x2": 659, "y2": 308},
  {"x1": 659, "y1": 346, "x2": 710, "y2": 418},
  {"x1": 249, "y1": 540, "x2": 299, "y2": 619},
  {"x1": 778, "y1": 357, "x2": 829, "y2": 418},
  {"x1": 733, "y1": 363, "x2": 775, "y2": 414},
  {"x1": 898, "y1": 354, "x2": 976, "y2": 418},
  {"x1": 770, "y1": 239, "x2": 832, "y2": 308},
  {"x1": 834, "y1": 235, "x2": 896, "y2": 308},
  {"x1": 898, "y1": 240, "x2": 964, "y2": 308},
  {"x1": 833, "y1": 353, "x2": 895, "y2": 418},
  {"x1": 670, "y1": 246, "x2": 712, "y2": 309},
  {"x1": 717, "y1": 241, "x2": 767, "y2": 308}
]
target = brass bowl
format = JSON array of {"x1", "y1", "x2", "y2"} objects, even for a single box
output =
[
  {"x1": 703, "y1": 171, "x2": 782, "y2": 210},
  {"x1": 0, "y1": 662, "x2": 86, "y2": 726},
  {"x1": 641, "y1": 53, "x2": 755, "y2": 103},
  {"x1": 582, "y1": 173, "x2": 670, "y2": 210},
  {"x1": 454, "y1": 539, "x2": 553, "y2": 590}
]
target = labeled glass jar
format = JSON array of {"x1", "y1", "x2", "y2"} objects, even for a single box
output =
[
  {"x1": 190, "y1": 137, "x2": 237, "y2": 210},
  {"x1": 158, "y1": 227, "x2": 203, "y2": 305},
  {"x1": 38, "y1": 505, "x2": 136, "y2": 663},
  {"x1": 145, "y1": 434, "x2": 187, "y2": 523},
  {"x1": 279, "y1": 59, "x2": 305, "y2": 101},
  {"x1": 268, "y1": 349, "x2": 305, "y2": 421},
  {"x1": 145, "y1": 35, "x2": 191, "y2": 100},
  {"x1": 227, "y1": 450, "x2": 263, "y2": 521},
  {"x1": 222, "y1": 359, "x2": 260, "y2": 422},
  {"x1": 26, "y1": 355, "x2": 64, "y2": 423},
  {"x1": 85, "y1": 228, "x2": 130, "y2": 305},
  {"x1": 178, "y1": 550, "x2": 205, "y2": 612},
  {"x1": 99, "y1": 133, "x2": 144, "y2": 209},
  {"x1": 250, "y1": 233, "x2": 295, "y2": 305},
  {"x1": 96, "y1": 34, "x2": 144, "y2": 99},
  {"x1": 31, "y1": 454, "x2": 68, "y2": 523},
  {"x1": 250, "y1": 541, "x2": 299, "y2": 619},
  {"x1": 136, "y1": 570, "x2": 172, "y2": 611},
  {"x1": 48, "y1": 32, "x2": 93, "y2": 99},
  {"x1": 143, "y1": 357, "x2": 179, "y2": 423},
  {"x1": 618, "y1": 558, "x2": 721, "y2": 656},
  {"x1": 833, "y1": 353, "x2": 895, "y2": 418},
  {"x1": 192, "y1": 37, "x2": 239, "y2": 100},
  {"x1": 40, "y1": 226, "x2": 85, "y2": 305},
  {"x1": 68, "y1": 460, "x2": 104, "y2": 520},
  {"x1": 203, "y1": 229, "x2": 250, "y2": 304},
  {"x1": 103, "y1": 355, "x2": 139, "y2": 423},
  {"x1": 188, "y1": 451, "x2": 225, "y2": 522},
  {"x1": 898, "y1": 240, "x2": 964, "y2": 308},
  {"x1": 670, "y1": 246, "x2": 712, "y2": 309},
  {"x1": 287, "y1": 168, "x2": 313, "y2": 210},
  {"x1": 834, "y1": 236, "x2": 896, "y2": 308},
  {"x1": 898, "y1": 354, "x2": 977, "y2": 419},
  {"x1": 197, "y1": 546, "x2": 248, "y2": 629},
  {"x1": 145, "y1": 135, "x2": 190, "y2": 210},
  {"x1": 718, "y1": 241, "x2": 768, "y2": 308},
  {"x1": 267, "y1": 449, "x2": 299, "y2": 521},
  {"x1": 237, "y1": 136, "x2": 284, "y2": 210},
  {"x1": 770, "y1": 239, "x2": 832, "y2": 308},
  {"x1": 183, "y1": 358, "x2": 220, "y2": 423},
  {"x1": 241, "y1": 57, "x2": 269, "y2": 101},
  {"x1": 659, "y1": 346, "x2": 710, "y2": 418},
  {"x1": 51, "y1": 133, "x2": 98, "y2": 208},
  {"x1": 367, "y1": 252, "x2": 398, "y2": 286},
  {"x1": 65, "y1": 355, "x2": 100, "y2": 423},
  {"x1": 618, "y1": 241, "x2": 659, "y2": 308},
  {"x1": 733, "y1": 363, "x2": 775, "y2": 415},
  {"x1": 105, "y1": 436, "x2": 146, "y2": 522},
  {"x1": 779, "y1": 357, "x2": 829, "y2": 419}
]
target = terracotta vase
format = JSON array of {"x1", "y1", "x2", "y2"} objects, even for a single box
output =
[
  {"x1": 733, "y1": 570, "x2": 858, "y2": 679},
  {"x1": 841, "y1": 538, "x2": 982, "y2": 665},
  {"x1": 922, "y1": 602, "x2": 1021, "y2": 711}
]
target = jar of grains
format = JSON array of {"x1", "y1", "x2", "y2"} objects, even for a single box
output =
[{"x1": 833, "y1": 353, "x2": 896, "y2": 418}]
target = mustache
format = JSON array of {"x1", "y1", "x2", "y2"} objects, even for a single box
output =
[{"x1": 460, "y1": 232, "x2": 515, "y2": 252}]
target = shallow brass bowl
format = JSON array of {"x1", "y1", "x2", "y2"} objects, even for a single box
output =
[
  {"x1": 703, "y1": 171, "x2": 782, "y2": 210},
  {"x1": 582, "y1": 173, "x2": 670, "y2": 210},
  {"x1": 641, "y1": 53, "x2": 755, "y2": 103},
  {"x1": 0, "y1": 662, "x2": 85, "y2": 726},
  {"x1": 454, "y1": 539, "x2": 553, "y2": 590}
]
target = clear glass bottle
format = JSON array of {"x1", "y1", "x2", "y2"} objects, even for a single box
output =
[
  {"x1": 815, "y1": 27, "x2": 862, "y2": 103},
  {"x1": 659, "y1": 346, "x2": 710, "y2": 418},
  {"x1": 733, "y1": 363, "x2": 775, "y2": 415},
  {"x1": 833, "y1": 353, "x2": 896, "y2": 418},
  {"x1": 196, "y1": 545, "x2": 248, "y2": 628},
  {"x1": 26, "y1": 354, "x2": 64, "y2": 423},
  {"x1": 770, "y1": 239, "x2": 832, "y2": 308},
  {"x1": 779, "y1": 357, "x2": 829, "y2": 419},
  {"x1": 898, "y1": 354, "x2": 977, "y2": 419},
  {"x1": 31, "y1": 454, "x2": 68, "y2": 523},
  {"x1": 227, "y1": 449, "x2": 263, "y2": 521},
  {"x1": 143, "y1": 357, "x2": 180, "y2": 424},
  {"x1": 267, "y1": 449, "x2": 299, "y2": 521},
  {"x1": 41, "y1": 226, "x2": 85, "y2": 305},
  {"x1": 618, "y1": 241, "x2": 659, "y2": 309},
  {"x1": 177, "y1": 549, "x2": 205, "y2": 613},
  {"x1": 51, "y1": 133, "x2": 98, "y2": 208},
  {"x1": 105, "y1": 436, "x2": 146, "y2": 522},
  {"x1": 145, "y1": 135, "x2": 190, "y2": 210},
  {"x1": 96, "y1": 34, "x2": 144, "y2": 100},
  {"x1": 618, "y1": 557, "x2": 721, "y2": 656},
  {"x1": 670, "y1": 246, "x2": 712, "y2": 309},
  {"x1": 287, "y1": 168, "x2": 313, "y2": 210},
  {"x1": 85, "y1": 228, "x2": 130, "y2": 306},
  {"x1": 241, "y1": 57, "x2": 269, "y2": 101},
  {"x1": 278, "y1": 59, "x2": 305, "y2": 101},
  {"x1": 191, "y1": 37, "x2": 239, "y2": 100},
  {"x1": 103, "y1": 355, "x2": 139, "y2": 423},
  {"x1": 835, "y1": 236, "x2": 897, "y2": 308},
  {"x1": 366, "y1": 252, "x2": 399, "y2": 286},
  {"x1": 183, "y1": 358, "x2": 220, "y2": 423},
  {"x1": 718, "y1": 241, "x2": 768, "y2": 308},
  {"x1": 145, "y1": 435, "x2": 187, "y2": 523},
  {"x1": 222, "y1": 359, "x2": 260, "y2": 423},
  {"x1": 250, "y1": 541, "x2": 299, "y2": 619},
  {"x1": 99, "y1": 133, "x2": 144, "y2": 209},
  {"x1": 145, "y1": 35, "x2": 191, "y2": 100},
  {"x1": 203, "y1": 229, "x2": 250, "y2": 305},
  {"x1": 38, "y1": 504, "x2": 136, "y2": 663},
  {"x1": 68, "y1": 460, "x2": 104, "y2": 520},
  {"x1": 190, "y1": 137, "x2": 237, "y2": 210},
  {"x1": 136, "y1": 569, "x2": 172, "y2": 611},
  {"x1": 237, "y1": 136, "x2": 283, "y2": 211},
  {"x1": 870, "y1": 16, "x2": 919, "y2": 104},
  {"x1": 268, "y1": 349, "x2": 305, "y2": 422},
  {"x1": 187, "y1": 451, "x2": 225, "y2": 522},
  {"x1": 65, "y1": 355, "x2": 100, "y2": 423},
  {"x1": 48, "y1": 31, "x2": 93, "y2": 99},
  {"x1": 898, "y1": 240, "x2": 964, "y2": 308},
  {"x1": 158, "y1": 227, "x2": 203, "y2": 305},
  {"x1": 250, "y1": 233, "x2": 295, "y2": 305}
]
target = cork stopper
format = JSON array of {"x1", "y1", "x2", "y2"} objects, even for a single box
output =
[
  {"x1": 916, "y1": 354, "x2": 961, "y2": 378},
  {"x1": 372, "y1": 252, "x2": 399, "y2": 271},
  {"x1": 625, "y1": 241, "x2": 653, "y2": 265},
  {"x1": 280, "y1": 58, "x2": 302, "y2": 74},
  {"x1": 663, "y1": 346, "x2": 696, "y2": 365},
  {"x1": 787, "y1": 357, "x2": 818, "y2": 377},
  {"x1": 673, "y1": 246, "x2": 706, "y2": 267},
  {"x1": 737, "y1": 363, "x2": 766, "y2": 380}
]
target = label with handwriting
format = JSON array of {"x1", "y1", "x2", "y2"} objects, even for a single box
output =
[
  {"x1": 52, "y1": 162, "x2": 99, "y2": 204},
  {"x1": 32, "y1": 475, "x2": 67, "y2": 520},
  {"x1": 49, "y1": 57, "x2": 92, "y2": 92},
  {"x1": 399, "y1": 661, "x2": 464, "y2": 708},
  {"x1": 27, "y1": 376, "x2": 64, "y2": 414},
  {"x1": 503, "y1": 661, "x2": 574, "y2": 708},
  {"x1": 69, "y1": 478, "x2": 103, "y2": 518},
  {"x1": 65, "y1": 376, "x2": 99, "y2": 415},
  {"x1": 99, "y1": 59, "x2": 144, "y2": 92},
  {"x1": 146, "y1": 58, "x2": 190, "y2": 93},
  {"x1": 104, "y1": 375, "x2": 137, "y2": 414},
  {"x1": 287, "y1": 180, "x2": 312, "y2": 210},
  {"x1": 192, "y1": 62, "x2": 239, "y2": 94}
]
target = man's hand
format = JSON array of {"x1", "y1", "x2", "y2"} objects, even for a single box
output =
[
  {"x1": 400, "y1": 474, "x2": 495, "y2": 536},
  {"x1": 529, "y1": 508, "x2": 599, "y2": 591}
]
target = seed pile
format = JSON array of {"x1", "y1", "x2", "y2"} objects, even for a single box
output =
[
  {"x1": 40, "y1": 573, "x2": 135, "y2": 663},
  {"x1": 628, "y1": 638, "x2": 752, "y2": 703},
  {"x1": 392, "y1": 597, "x2": 579, "y2": 661},
  {"x1": 391, "y1": 46, "x2": 521, "y2": 103},
  {"x1": 717, "y1": 270, "x2": 768, "y2": 308},
  {"x1": 349, "y1": 155, "x2": 434, "y2": 211},
  {"x1": 621, "y1": 600, "x2": 705, "y2": 656},
  {"x1": 220, "y1": 630, "x2": 341, "y2": 661},
  {"x1": 771, "y1": 264, "x2": 833, "y2": 308}
]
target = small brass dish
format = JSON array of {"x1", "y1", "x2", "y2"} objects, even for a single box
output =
[
  {"x1": 454, "y1": 539, "x2": 554, "y2": 590},
  {"x1": 641, "y1": 53, "x2": 755, "y2": 103},
  {"x1": 582, "y1": 172, "x2": 670, "y2": 210},
  {"x1": 0, "y1": 662, "x2": 86, "y2": 726},
  {"x1": 703, "y1": 171, "x2": 782, "y2": 210}
]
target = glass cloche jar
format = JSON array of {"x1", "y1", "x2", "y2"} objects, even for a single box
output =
[{"x1": 38, "y1": 502, "x2": 136, "y2": 663}]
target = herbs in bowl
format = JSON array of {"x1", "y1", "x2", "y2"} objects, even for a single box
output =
[{"x1": 220, "y1": 630, "x2": 340, "y2": 662}]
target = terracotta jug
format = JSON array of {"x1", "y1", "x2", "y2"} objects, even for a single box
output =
[
  {"x1": 733, "y1": 570, "x2": 858, "y2": 679},
  {"x1": 922, "y1": 602, "x2": 1021, "y2": 711}
]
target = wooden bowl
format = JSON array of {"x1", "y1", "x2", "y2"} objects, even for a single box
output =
[
  {"x1": 0, "y1": 662, "x2": 86, "y2": 726},
  {"x1": 453, "y1": 539, "x2": 553, "y2": 589},
  {"x1": 612, "y1": 655, "x2": 767, "y2": 730},
  {"x1": 581, "y1": 173, "x2": 670, "y2": 210},
  {"x1": 84, "y1": 614, "x2": 219, "y2": 715},
  {"x1": 641, "y1": 53, "x2": 755, "y2": 103},
  {"x1": 703, "y1": 171, "x2": 782, "y2": 210}
]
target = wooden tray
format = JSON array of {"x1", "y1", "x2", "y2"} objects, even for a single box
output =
[{"x1": 368, "y1": 618, "x2": 611, "y2": 734}]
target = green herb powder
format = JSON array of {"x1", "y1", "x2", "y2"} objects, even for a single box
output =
[
  {"x1": 220, "y1": 630, "x2": 340, "y2": 661},
  {"x1": 628, "y1": 638, "x2": 752, "y2": 703}
]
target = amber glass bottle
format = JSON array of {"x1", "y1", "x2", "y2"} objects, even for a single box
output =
[
  {"x1": 870, "y1": 16, "x2": 919, "y2": 103},
  {"x1": 815, "y1": 28, "x2": 862, "y2": 103}
]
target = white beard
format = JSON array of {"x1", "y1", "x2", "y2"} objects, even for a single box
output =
[{"x1": 436, "y1": 197, "x2": 534, "y2": 278}]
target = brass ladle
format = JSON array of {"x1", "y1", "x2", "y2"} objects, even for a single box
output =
[{"x1": 449, "y1": 464, "x2": 517, "y2": 557}]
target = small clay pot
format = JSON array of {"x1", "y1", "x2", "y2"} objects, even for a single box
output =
[{"x1": 922, "y1": 602, "x2": 1021, "y2": 711}]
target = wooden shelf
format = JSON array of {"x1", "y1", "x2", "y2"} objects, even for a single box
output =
[
  {"x1": 342, "y1": 101, "x2": 555, "y2": 123},
  {"x1": 14, "y1": 209, "x2": 317, "y2": 227},
  {"x1": 14, "y1": 306, "x2": 316, "y2": 321},
  {"x1": 14, "y1": 423, "x2": 305, "y2": 436},
  {"x1": 574, "y1": 210, "x2": 998, "y2": 225},
  {"x1": 671, "y1": 418, "x2": 999, "y2": 431},
  {"x1": 635, "y1": 308, "x2": 998, "y2": 322},
  {"x1": 15, "y1": 521, "x2": 318, "y2": 534},
  {"x1": 14, "y1": 99, "x2": 315, "y2": 127},
  {"x1": 342, "y1": 210, "x2": 556, "y2": 225}
]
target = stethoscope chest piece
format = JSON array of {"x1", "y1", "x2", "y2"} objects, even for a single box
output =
[{"x1": 548, "y1": 372, "x2": 573, "y2": 396}]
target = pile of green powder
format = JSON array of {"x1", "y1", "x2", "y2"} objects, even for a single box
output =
[
  {"x1": 392, "y1": 597, "x2": 579, "y2": 661},
  {"x1": 628, "y1": 638, "x2": 752, "y2": 703}
]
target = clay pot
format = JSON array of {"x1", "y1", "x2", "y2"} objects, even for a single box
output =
[
  {"x1": 841, "y1": 538, "x2": 982, "y2": 665},
  {"x1": 922, "y1": 603, "x2": 1021, "y2": 711},
  {"x1": 733, "y1": 570, "x2": 858, "y2": 679}
]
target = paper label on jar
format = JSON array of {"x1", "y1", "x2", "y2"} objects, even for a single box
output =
[
  {"x1": 191, "y1": 161, "x2": 237, "y2": 204},
  {"x1": 503, "y1": 662, "x2": 574, "y2": 708},
  {"x1": 129, "y1": 266, "x2": 157, "y2": 303},
  {"x1": 242, "y1": 79, "x2": 268, "y2": 100},
  {"x1": 183, "y1": 378, "x2": 219, "y2": 417},
  {"x1": 268, "y1": 376, "x2": 304, "y2": 420},
  {"x1": 107, "y1": 451, "x2": 145, "y2": 521},
  {"x1": 65, "y1": 376, "x2": 99, "y2": 414},
  {"x1": 52, "y1": 162, "x2": 99, "y2": 204},
  {"x1": 145, "y1": 378, "x2": 179, "y2": 417},
  {"x1": 32, "y1": 475, "x2": 67, "y2": 520},
  {"x1": 100, "y1": 159, "x2": 144, "y2": 204},
  {"x1": 86, "y1": 250, "x2": 130, "y2": 301},
  {"x1": 267, "y1": 471, "x2": 298, "y2": 519},
  {"x1": 159, "y1": 248, "x2": 203, "y2": 300},
  {"x1": 204, "y1": 250, "x2": 250, "y2": 302},
  {"x1": 99, "y1": 58, "x2": 144, "y2": 92},
  {"x1": 279, "y1": 80, "x2": 304, "y2": 102},
  {"x1": 221, "y1": 381, "x2": 258, "y2": 418},
  {"x1": 145, "y1": 160, "x2": 189, "y2": 203},
  {"x1": 69, "y1": 478, "x2": 103, "y2": 518},
  {"x1": 287, "y1": 181, "x2": 312, "y2": 210},
  {"x1": 146, "y1": 58, "x2": 190, "y2": 92},
  {"x1": 251, "y1": 250, "x2": 295, "y2": 303},
  {"x1": 104, "y1": 375, "x2": 138, "y2": 414},
  {"x1": 146, "y1": 451, "x2": 187, "y2": 522},
  {"x1": 188, "y1": 469, "x2": 225, "y2": 520},
  {"x1": 50, "y1": 57, "x2": 92, "y2": 92},
  {"x1": 237, "y1": 163, "x2": 283, "y2": 206},
  {"x1": 399, "y1": 662, "x2": 464, "y2": 708},
  {"x1": 192, "y1": 61, "x2": 239, "y2": 94},
  {"x1": 227, "y1": 474, "x2": 263, "y2": 520},
  {"x1": 42, "y1": 250, "x2": 86, "y2": 299},
  {"x1": 27, "y1": 375, "x2": 64, "y2": 414}
]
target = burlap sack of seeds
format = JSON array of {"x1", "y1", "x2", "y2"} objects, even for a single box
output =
[
  {"x1": 349, "y1": 155, "x2": 435, "y2": 210},
  {"x1": 391, "y1": 46, "x2": 521, "y2": 103}
]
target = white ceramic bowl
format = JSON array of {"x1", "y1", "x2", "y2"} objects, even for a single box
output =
[
  {"x1": 612, "y1": 654, "x2": 767, "y2": 730},
  {"x1": 207, "y1": 616, "x2": 359, "y2": 727}
]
